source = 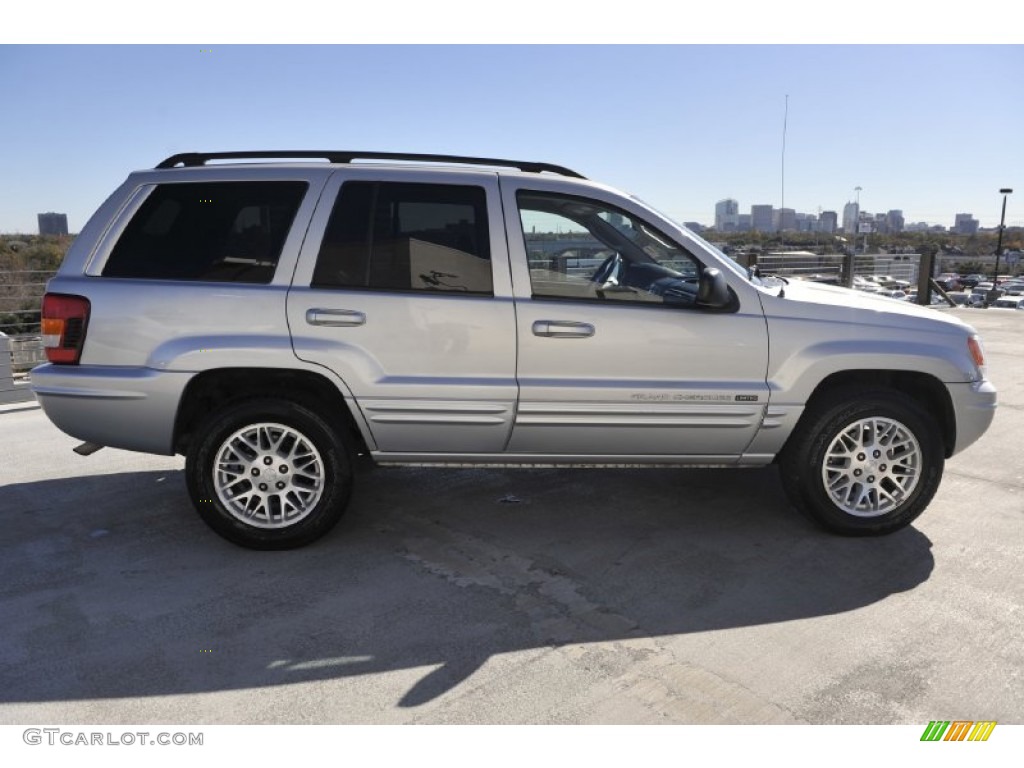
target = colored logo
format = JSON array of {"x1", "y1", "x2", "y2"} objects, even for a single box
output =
[{"x1": 920, "y1": 721, "x2": 996, "y2": 742}]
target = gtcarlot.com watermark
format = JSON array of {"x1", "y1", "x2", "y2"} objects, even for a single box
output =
[{"x1": 23, "y1": 728, "x2": 203, "y2": 747}]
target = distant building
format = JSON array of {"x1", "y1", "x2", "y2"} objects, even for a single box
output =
[
  {"x1": 683, "y1": 221, "x2": 705, "y2": 233},
  {"x1": 38, "y1": 212, "x2": 69, "y2": 236},
  {"x1": 819, "y1": 211, "x2": 838, "y2": 234},
  {"x1": 714, "y1": 198, "x2": 739, "y2": 231},
  {"x1": 885, "y1": 209, "x2": 904, "y2": 234},
  {"x1": 737, "y1": 213, "x2": 752, "y2": 232},
  {"x1": 842, "y1": 202, "x2": 859, "y2": 234},
  {"x1": 751, "y1": 205, "x2": 775, "y2": 233},
  {"x1": 857, "y1": 212, "x2": 876, "y2": 234},
  {"x1": 953, "y1": 213, "x2": 979, "y2": 235},
  {"x1": 795, "y1": 213, "x2": 816, "y2": 232},
  {"x1": 775, "y1": 208, "x2": 796, "y2": 232}
]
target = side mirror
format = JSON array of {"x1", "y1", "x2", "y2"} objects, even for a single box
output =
[{"x1": 697, "y1": 267, "x2": 732, "y2": 309}]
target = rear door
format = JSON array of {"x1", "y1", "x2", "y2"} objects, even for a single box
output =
[
  {"x1": 288, "y1": 168, "x2": 517, "y2": 455},
  {"x1": 502, "y1": 177, "x2": 771, "y2": 460}
]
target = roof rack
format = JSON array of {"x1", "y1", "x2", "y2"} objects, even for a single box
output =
[{"x1": 155, "y1": 150, "x2": 586, "y2": 179}]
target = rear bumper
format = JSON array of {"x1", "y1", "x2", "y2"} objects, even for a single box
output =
[
  {"x1": 948, "y1": 378, "x2": 998, "y2": 456},
  {"x1": 31, "y1": 364, "x2": 191, "y2": 455}
]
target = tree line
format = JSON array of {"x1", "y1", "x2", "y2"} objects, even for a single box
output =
[{"x1": 0, "y1": 234, "x2": 71, "y2": 335}]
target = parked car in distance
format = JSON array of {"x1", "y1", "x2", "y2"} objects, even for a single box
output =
[
  {"x1": 874, "y1": 275, "x2": 911, "y2": 290},
  {"x1": 998, "y1": 281, "x2": 1024, "y2": 296},
  {"x1": 960, "y1": 274, "x2": 984, "y2": 289},
  {"x1": 31, "y1": 150, "x2": 999, "y2": 549},
  {"x1": 990, "y1": 296, "x2": 1024, "y2": 310},
  {"x1": 972, "y1": 283, "x2": 1001, "y2": 301},
  {"x1": 902, "y1": 290, "x2": 948, "y2": 306},
  {"x1": 852, "y1": 276, "x2": 882, "y2": 292},
  {"x1": 878, "y1": 289, "x2": 907, "y2": 300},
  {"x1": 936, "y1": 273, "x2": 962, "y2": 291},
  {"x1": 946, "y1": 291, "x2": 981, "y2": 307}
]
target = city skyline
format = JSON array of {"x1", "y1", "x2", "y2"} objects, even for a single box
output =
[
  {"x1": 707, "y1": 196, "x2": 995, "y2": 235},
  {"x1": 1, "y1": 43, "x2": 1020, "y2": 235}
]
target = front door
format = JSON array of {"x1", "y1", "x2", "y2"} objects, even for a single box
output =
[{"x1": 503, "y1": 180, "x2": 770, "y2": 460}]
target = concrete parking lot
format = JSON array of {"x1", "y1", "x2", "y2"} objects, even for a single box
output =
[{"x1": 1, "y1": 308, "x2": 1021, "y2": 725}]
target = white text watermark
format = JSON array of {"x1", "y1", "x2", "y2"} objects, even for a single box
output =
[{"x1": 23, "y1": 729, "x2": 203, "y2": 747}]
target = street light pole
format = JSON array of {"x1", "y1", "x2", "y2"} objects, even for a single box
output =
[
  {"x1": 854, "y1": 186, "x2": 866, "y2": 253},
  {"x1": 990, "y1": 188, "x2": 1013, "y2": 305}
]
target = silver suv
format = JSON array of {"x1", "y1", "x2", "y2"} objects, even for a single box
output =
[{"x1": 33, "y1": 151, "x2": 997, "y2": 548}]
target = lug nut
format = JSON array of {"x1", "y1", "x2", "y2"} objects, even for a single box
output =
[
  {"x1": 880, "y1": 464, "x2": 887, "y2": 471},
  {"x1": 276, "y1": 482, "x2": 286, "y2": 490},
  {"x1": 873, "y1": 450, "x2": 881, "y2": 458},
  {"x1": 259, "y1": 483, "x2": 268, "y2": 491},
  {"x1": 854, "y1": 469, "x2": 862, "y2": 477},
  {"x1": 867, "y1": 475, "x2": 875, "y2": 483},
  {"x1": 264, "y1": 457, "x2": 273, "y2": 465},
  {"x1": 251, "y1": 468, "x2": 260, "y2": 476},
  {"x1": 279, "y1": 466, "x2": 288, "y2": 473},
  {"x1": 857, "y1": 453, "x2": 865, "y2": 461}
]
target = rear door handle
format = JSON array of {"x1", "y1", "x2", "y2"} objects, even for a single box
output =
[
  {"x1": 532, "y1": 320, "x2": 595, "y2": 338},
  {"x1": 306, "y1": 309, "x2": 366, "y2": 327}
]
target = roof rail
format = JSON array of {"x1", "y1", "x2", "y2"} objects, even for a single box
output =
[{"x1": 155, "y1": 150, "x2": 586, "y2": 179}]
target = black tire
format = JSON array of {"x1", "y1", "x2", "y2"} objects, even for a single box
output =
[
  {"x1": 185, "y1": 398, "x2": 354, "y2": 549},
  {"x1": 779, "y1": 388, "x2": 944, "y2": 536}
]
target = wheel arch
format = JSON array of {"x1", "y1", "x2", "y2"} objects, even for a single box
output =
[
  {"x1": 780, "y1": 370, "x2": 956, "y2": 459},
  {"x1": 172, "y1": 367, "x2": 370, "y2": 457}
]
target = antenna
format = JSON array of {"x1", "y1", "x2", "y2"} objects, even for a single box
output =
[{"x1": 781, "y1": 94, "x2": 789, "y2": 232}]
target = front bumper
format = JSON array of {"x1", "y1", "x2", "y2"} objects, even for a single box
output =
[{"x1": 947, "y1": 378, "x2": 998, "y2": 456}]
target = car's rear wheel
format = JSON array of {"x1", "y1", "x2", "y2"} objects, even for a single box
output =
[
  {"x1": 779, "y1": 388, "x2": 944, "y2": 535},
  {"x1": 186, "y1": 399, "x2": 353, "y2": 549}
]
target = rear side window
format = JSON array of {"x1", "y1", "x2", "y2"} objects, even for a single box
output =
[
  {"x1": 312, "y1": 181, "x2": 492, "y2": 294},
  {"x1": 103, "y1": 181, "x2": 308, "y2": 283}
]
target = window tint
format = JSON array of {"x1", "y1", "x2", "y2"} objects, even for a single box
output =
[
  {"x1": 312, "y1": 182, "x2": 492, "y2": 294},
  {"x1": 519, "y1": 191, "x2": 702, "y2": 307},
  {"x1": 104, "y1": 181, "x2": 307, "y2": 283}
]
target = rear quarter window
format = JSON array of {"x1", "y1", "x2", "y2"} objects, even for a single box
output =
[{"x1": 103, "y1": 181, "x2": 308, "y2": 283}]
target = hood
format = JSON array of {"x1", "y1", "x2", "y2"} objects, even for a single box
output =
[{"x1": 760, "y1": 278, "x2": 975, "y2": 335}]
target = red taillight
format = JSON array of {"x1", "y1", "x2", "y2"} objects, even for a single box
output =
[{"x1": 41, "y1": 293, "x2": 90, "y2": 364}]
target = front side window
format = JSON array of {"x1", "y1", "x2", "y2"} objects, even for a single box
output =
[
  {"x1": 312, "y1": 182, "x2": 492, "y2": 294},
  {"x1": 104, "y1": 181, "x2": 307, "y2": 283},
  {"x1": 519, "y1": 191, "x2": 703, "y2": 306}
]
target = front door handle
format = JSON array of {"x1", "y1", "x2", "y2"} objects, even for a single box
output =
[
  {"x1": 306, "y1": 309, "x2": 366, "y2": 327},
  {"x1": 532, "y1": 320, "x2": 595, "y2": 338}
]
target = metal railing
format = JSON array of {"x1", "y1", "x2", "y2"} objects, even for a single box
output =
[
  {"x1": 736, "y1": 252, "x2": 921, "y2": 287},
  {"x1": 0, "y1": 270, "x2": 54, "y2": 378}
]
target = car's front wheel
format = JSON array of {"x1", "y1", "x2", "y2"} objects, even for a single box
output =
[
  {"x1": 779, "y1": 388, "x2": 944, "y2": 535},
  {"x1": 185, "y1": 398, "x2": 354, "y2": 549}
]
